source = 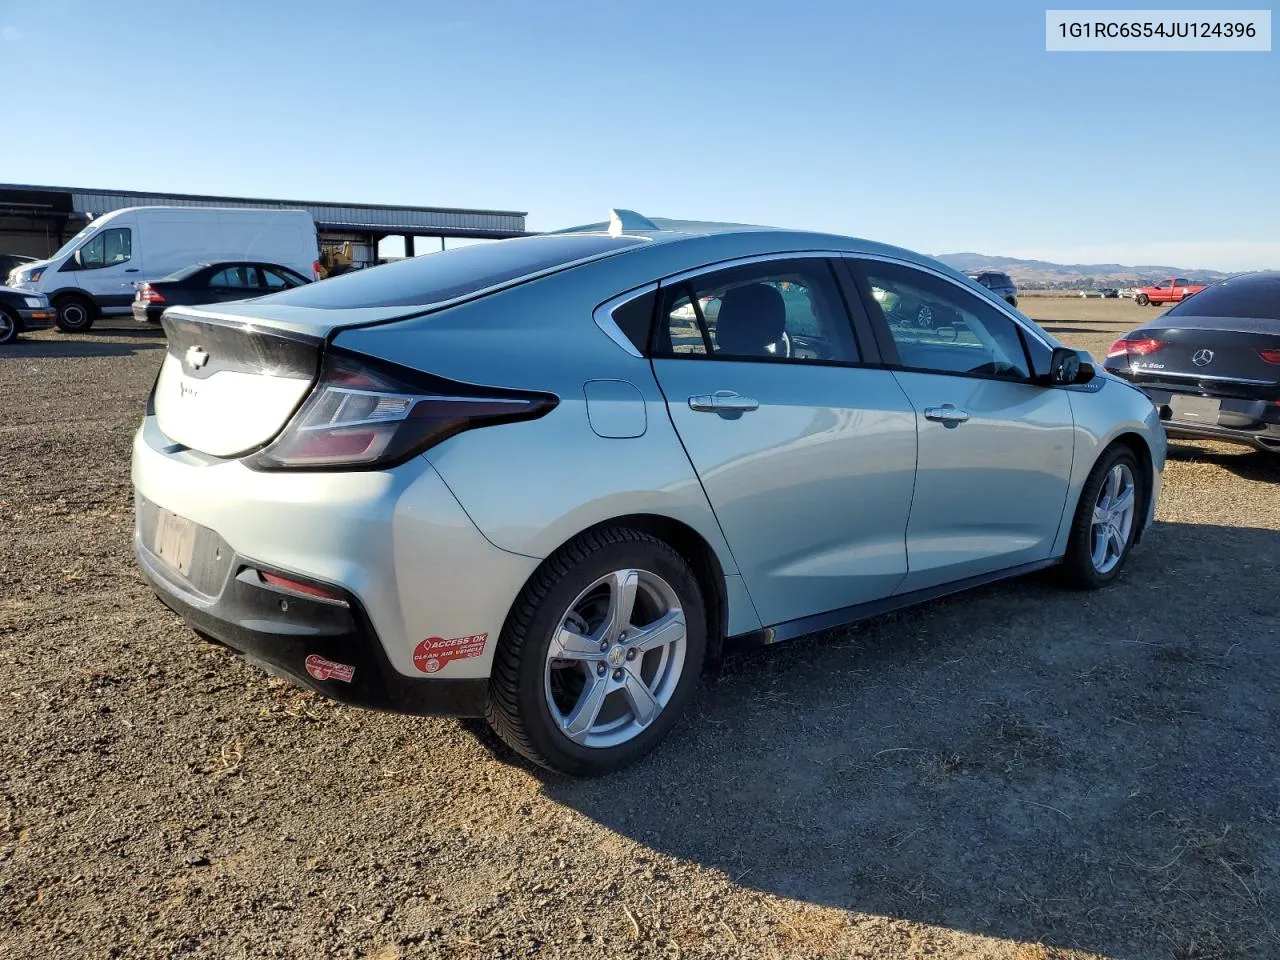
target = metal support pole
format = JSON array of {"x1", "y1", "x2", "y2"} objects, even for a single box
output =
[{"x1": 404, "y1": 234, "x2": 415, "y2": 258}]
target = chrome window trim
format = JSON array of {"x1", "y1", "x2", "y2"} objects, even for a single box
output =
[
  {"x1": 659, "y1": 250, "x2": 843, "y2": 288},
  {"x1": 653, "y1": 249, "x2": 1052, "y2": 352},
  {"x1": 1134, "y1": 370, "x2": 1277, "y2": 385},
  {"x1": 592, "y1": 282, "x2": 657, "y2": 358},
  {"x1": 840, "y1": 252, "x2": 1053, "y2": 351}
]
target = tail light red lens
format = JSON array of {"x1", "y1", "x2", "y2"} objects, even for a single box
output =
[
  {"x1": 1258, "y1": 348, "x2": 1280, "y2": 365},
  {"x1": 245, "y1": 349, "x2": 558, "y2": 470},
  {"x1": 139, "y1": 283, "x2": 165, "y2": 303},
  {"x1": 1108, "y1": 336, "x2": 1164, "y2": 359}
]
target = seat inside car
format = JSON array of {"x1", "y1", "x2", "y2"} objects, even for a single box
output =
[{"x1": 714, "y1": 283, "x2": 785, "y2": 357}]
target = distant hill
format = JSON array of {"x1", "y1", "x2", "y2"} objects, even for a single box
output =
[{"x1": 936, "y1": 252, "x2": 1230, "y2": 289}]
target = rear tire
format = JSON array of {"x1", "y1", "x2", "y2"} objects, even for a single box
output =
[
  {"x1": 0, "y1": 306, "x2": 19, "y2": 345},
  {"x1": 1060, "y1": 446, "x2": 1144, "y2": 590},
  {"x1": 485, "y1": 527, "x2": 707, "y2": 776},
  {"x1": 54, "y1": 295, "x2": 96, "y2": 332}
]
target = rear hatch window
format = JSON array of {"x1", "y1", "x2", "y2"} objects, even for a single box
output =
[{"x1": 258, "y1": 234, "x2": 643, "y2": 310}]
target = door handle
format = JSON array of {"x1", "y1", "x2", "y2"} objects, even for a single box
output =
[
  {"x1": 125, "y1": 268, "x2": 139, "y2": 273},
  {"x1": 924, "y1": 404, "x2": 970, "y2": 425},
  {"x1": 689, "y1": 391, "x2": 760, "y2": 414}
]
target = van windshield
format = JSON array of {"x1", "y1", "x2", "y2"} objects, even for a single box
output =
[{"x1": 50, "y1": 223, "x2": 100, "y2": 261}]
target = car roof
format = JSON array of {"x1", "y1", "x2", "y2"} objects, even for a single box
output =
[{"x1": 547, "y1": 208, "x2": 971, "y2": 280}]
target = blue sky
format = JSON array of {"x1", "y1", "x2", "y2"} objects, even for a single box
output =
[{"x1": 1, "y1": 0, "x2": 1276, "y2": 269}]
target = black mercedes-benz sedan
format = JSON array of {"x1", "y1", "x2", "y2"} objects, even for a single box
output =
[{"x1": 1104, "y1": 272, "x2": 1280, "y2": 454}]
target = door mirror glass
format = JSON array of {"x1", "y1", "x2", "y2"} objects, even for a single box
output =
[{"x1": 1049, "y1": 346, "x2": 1093, "y2": 385}]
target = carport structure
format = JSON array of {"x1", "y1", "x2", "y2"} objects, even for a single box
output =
[{"x1": 0, "y1": 183, "x2": 528, "y2": 268}]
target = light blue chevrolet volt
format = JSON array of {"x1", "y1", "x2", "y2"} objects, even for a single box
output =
[{"x1": 132, "y1": 210, "x2": 1165, "y2": 775}]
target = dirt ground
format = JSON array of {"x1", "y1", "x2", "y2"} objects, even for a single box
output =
[{"x1": 1, "y1": 300, "x2": 1277, "y2": 960}]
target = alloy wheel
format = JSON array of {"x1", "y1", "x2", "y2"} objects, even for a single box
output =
[
  {"x1": 544, "y1": 568, "x2": 687, "y2": 749},
  {"x1": 1090, "y1": 463, "x2": 1136, "y2": 573}
]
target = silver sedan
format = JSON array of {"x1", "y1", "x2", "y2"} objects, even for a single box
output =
[{"x1": 132, "y1": 210, "x2": 1165, "y2": 775}]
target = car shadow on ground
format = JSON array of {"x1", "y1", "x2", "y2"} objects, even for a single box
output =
[
  {"x1": 529, "y1": 521, "x2": 1280, "y2": 959},
  {"x1": 1, "y1": 327, "x2": 165, "y2": 360},
  {"x1": 1166, "y1": 442, "x2": 1280, "y2": 483}
]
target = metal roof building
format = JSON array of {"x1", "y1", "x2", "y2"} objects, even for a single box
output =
[{"x1": 0, "y1": 183, "x2": 528, "y2": 265}]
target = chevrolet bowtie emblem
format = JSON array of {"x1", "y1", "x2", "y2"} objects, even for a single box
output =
[{"x1": 185, "y1": 346, "x2": 210, "y2": 370}]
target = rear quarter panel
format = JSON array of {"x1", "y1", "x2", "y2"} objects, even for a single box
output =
[{"x1": 333, "y1": 254, "x2": 770, "y2": 635}]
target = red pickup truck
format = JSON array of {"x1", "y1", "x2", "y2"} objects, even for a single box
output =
[{"x1": 1133, "y1": 277, "x2": 1206, "y2": 306}]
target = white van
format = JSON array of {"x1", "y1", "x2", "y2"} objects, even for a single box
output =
[{"x1": 7, "y1": 206, "x2": 319, "y2": 332}]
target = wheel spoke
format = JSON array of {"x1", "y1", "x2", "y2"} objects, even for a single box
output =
[
  {"x1": 561, "y1": 675, "x2": 611, "y2": 743},
  {"x1": 627, "y1": 610, "x2": 686, "y2": 653},
  {"x1": 1105, "y1": 465, "x2": 1121, "y2": 504},
  {"x1": 600, "y1": 569, "x2": 640, "y2": 642},
  {"x1": 622, "y1": 670, "x2": 661, "y2": 727},
  {"x1": 1110, "y1": 485, "x2": 1134, "y2": 517},
  {"x1": 1091, "y1": 528, "x2": 1109, "y2": 569},
  {"x1": 550, "y1": 625, "x2": 603, "y2": 661},
  {"x1": 1108, "y1": 525, "x2": 1126, "y2": 558}
]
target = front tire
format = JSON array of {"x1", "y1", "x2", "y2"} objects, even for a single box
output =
[
  {"x1": 0, "y1": 306, "x2": 19, "y2": 345},
  {"x1": 1060, "y1": 446, "x2": 1144, "y2": 589},
  {"x1": 1135, "y1": 293, "x2": 1150, "y2": 306},
  {"x1": 485, "y1": 527, "x2": 707, "y2": 776},
  {"x1": 54, "y1": 295, "x2": 96, "y2": 332}
]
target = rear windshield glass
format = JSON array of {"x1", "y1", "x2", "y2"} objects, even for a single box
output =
[
  {"x1": 161, "y1": 263, "x2": 212, "y2": 282},
  {"x1": 260, "y1": 234, "x2": 643, "y2": 309},
  {"x1": 1165, "y1": 274, "x2": 1280, "y2": 320}
]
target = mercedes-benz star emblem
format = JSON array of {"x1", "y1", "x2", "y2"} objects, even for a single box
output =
[
  {"x1": 1191, "y1": 349, "x2": 1214, "y2": 367},
  {"x1": 185, "y1": 346, "x2": 210, "y2": 370}
]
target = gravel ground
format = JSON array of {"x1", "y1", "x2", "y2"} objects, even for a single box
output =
[{"x1": 1, "y1": 301, "x2": 1278, "y2": 960}]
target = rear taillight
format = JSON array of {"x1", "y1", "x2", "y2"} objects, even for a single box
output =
[
  {"x1": 1107, "y1": 336, "x2": 1165, "y2": 359},
  {"x1": 245, "y1": 349, "x2": 558, "y2": 470},
  {"x1": 313, "y1": 260, "x2": 322, "y2": 280},
  {"x1": 1259, "y1": 348, "x2": 1280, "y2": 365},
  {"x1": 139, "y1": 283, "x2": 165, "y2": 304}
]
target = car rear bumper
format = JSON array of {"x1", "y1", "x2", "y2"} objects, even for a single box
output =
[
  {"x1": 132, "y1": 303, "x2": 163, "y2": 324},
  {"x1": 131, "y1": 416, "x2": 541, "y2": 696},
  {"x1": 135, "y1": 527, "x2": 489, "y2": 715},
  {"x1": 1115, "y1": 380, "x2": 1280, "y2": 452},
  {"x1": 1162, "y1": 419, "x2": 1280, "y2": 452}
]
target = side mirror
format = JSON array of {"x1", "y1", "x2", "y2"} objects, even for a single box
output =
[
  {"x1": 71, "y1": 249, "x2": 84, "y2": 270},
  {"x1": 1048, "y1": 346, "x2": 1094, "y2": 385}
]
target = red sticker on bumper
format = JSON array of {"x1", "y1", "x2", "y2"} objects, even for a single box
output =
[
  {"x1": 412, "y1": 633, "x2": 488, "y2": 674},
  {"x1": 305, "y1": 654, "x2": 355, "y2": 683}
]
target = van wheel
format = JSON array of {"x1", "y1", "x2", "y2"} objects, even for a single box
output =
[
  {"x1": 485, "y1": 527, "x2": 706, "y2": 776},
  {"x1": 0, "y1": 306, "x2": 20, "y2": 344},
  {"x1": 55, "y1": 295, "x2": 96, "y2": 332}
]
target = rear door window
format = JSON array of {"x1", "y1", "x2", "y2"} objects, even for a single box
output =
[
  {"x1": 209, "y1": 266, "x2": 260, "y2": 289},
  {"x1": 657, "y1": 259, "x2": 859, "y2": 363},
  {"x1": 262, "y1": 235, "x2": 643, "y2": 309}
]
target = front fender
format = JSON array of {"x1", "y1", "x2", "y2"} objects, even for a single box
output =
[{"x1": 1051, "y1": 376, "x2": 1165, "y2": 556}]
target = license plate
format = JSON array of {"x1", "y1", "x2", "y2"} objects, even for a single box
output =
[
  {"x1": 1169, "y1": 394, "x2": 1221, "y2": 424},
  {"x1": 153, "y1": 509, "x2": 197, "y2": 577}
]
